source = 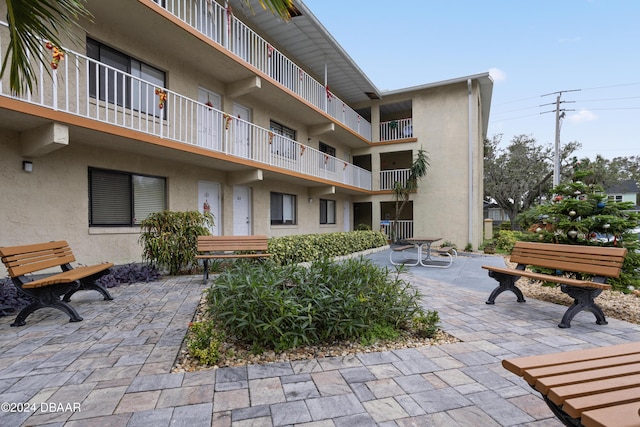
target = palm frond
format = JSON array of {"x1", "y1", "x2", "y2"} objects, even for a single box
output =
[{"x1": 2, "y1": 0, "x2": 92, "y2": 94}]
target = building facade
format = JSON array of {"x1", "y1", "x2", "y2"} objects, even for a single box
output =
[{"x1": 0, "y1": 0, "x2": 493, "y2": 267}]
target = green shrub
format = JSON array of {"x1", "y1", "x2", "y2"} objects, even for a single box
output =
[
  {"x1": 186, "y1": 321, "x2": 225, "y2": 365},
  {"x1": 206, "y1": 258, "x2": 428, "y2": 351},
  {"x1": 267, "y1": 231, "x2": 387, "y2": 265},
  {"x1": 138, "y1": 210, "x2": 214, "y2": 275},
  {"x1": 495, "y1": 230, "x2": 526, "y2": 253},
  {"x1": 499, "y1": 221, "x2": 512, "y2": 231},
  {"x1": 412, "y1": 310, "x2": 440, "y2": 338}
]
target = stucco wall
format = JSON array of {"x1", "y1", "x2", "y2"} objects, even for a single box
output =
[{"x1": 0, "y1": 127, "x2": 351, "y2": 274}]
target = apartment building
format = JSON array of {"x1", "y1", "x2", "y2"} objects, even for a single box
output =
[{"x1": 0, "y1": 0, "x2": 493, "y2": 266}]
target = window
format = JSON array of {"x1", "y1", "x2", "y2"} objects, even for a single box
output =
[
  {"x1": 270, "y1": 120, "x2": 297, "y2": 160},
  {"x1": 319, "y1": 142, "x2": 336, "y2": 172},
  {"x1": 89, "y1": 168, "x2": 166, "y2": 226},
  {"x1": 320, "y1": 199, "x2": 336, "y2": 224},
  {"x1": 270, "y1": 192, "x2": 296, "y2": 225},
  {"x1": 87, "y1": 38, "x2": 166, "y2": 116},
  {"x1": 608, "y1": 194, "x2": 623, "y2": 203}
]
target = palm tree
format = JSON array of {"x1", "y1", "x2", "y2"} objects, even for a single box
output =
[
  {"x1": 390, "y1": 148, "x2": 430, "y2": 242},
  {"x1": 1, "y1": 0, "x2": 293, "y2": 96}
]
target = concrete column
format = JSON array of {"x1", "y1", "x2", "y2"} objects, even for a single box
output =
[{"x1": 484, "y1": 218, "x2": 493, "y2": 240}]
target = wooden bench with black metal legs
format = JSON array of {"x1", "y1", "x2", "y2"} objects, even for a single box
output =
[
  {"x1": 196, "y1": 235, "x2": 271, "y2": 281},
  {"x1": 482, "y1": 242, "x2": 627, "y2": 328},
  {"x1": 503, "y1": 342, "x2": 640, "y2": 427},
  {"x1": 0, "y1": 241, "x2": 113, "y2": 327}
]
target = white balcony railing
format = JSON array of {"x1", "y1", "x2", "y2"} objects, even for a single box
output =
[
  {"x1": 0, "y1": 22, "x2": 372, "y2": 190},
  {"x1": 380, "y1": 118, "x2": 413, "y2": 142},
  {"x1": 379, "y1": 168, "x2": 411, "y2": 191},
  {"x1": 154, "y1": 0, "x2": 372, "y2": 141},
  {"x1": 380, "y1": 220, "x2": 414, "y2": 241}
]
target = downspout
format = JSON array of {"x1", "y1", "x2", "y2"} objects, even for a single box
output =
[{"x1": 467, "y1": 79, "x2": 474, "y2": 246}]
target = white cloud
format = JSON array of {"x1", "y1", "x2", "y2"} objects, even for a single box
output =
[
  {"x1": 489, "y1": 68, "x2": 507, "y2": 82},
  {"x1": 566, "y1": 109, "x2": 597, "y2": 124}
]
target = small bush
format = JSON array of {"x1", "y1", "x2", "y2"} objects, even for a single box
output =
[
  {"x1": 187, "y1": 321, "x2": 225, "y2": 365},
  {"x1": 206, "y1": 258, "x2": 428, "y2": 351},
  {"x1": 138, "y1": 210, "x2": 214, "y2": 275},
  {"x1": 412, "y1": 310, "x2": 440, "y2": 338},
  {"x1": 495, "y1": 230, "x2": 526, "y2": 253}
]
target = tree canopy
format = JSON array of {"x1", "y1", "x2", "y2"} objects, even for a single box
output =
[{"x1": 484, "y1": 134, "x2": 580, "y2": 223}]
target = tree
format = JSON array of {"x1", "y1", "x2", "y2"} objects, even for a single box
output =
[
  {"x1": 566, "y1": 155, "x2": 640, "y2": 188},
  {"x1": 484, "y1": 134, "x2": 580, "y2": 225},
  {"x1": 1, "y1": 0, "x2": 293, "y2": 95},
  {"x1": 390, "y1": 148, "x2": 430, "y2": 242},
  {"x1": 516, "y1": 163, "x2": 639, "y2": 292}
]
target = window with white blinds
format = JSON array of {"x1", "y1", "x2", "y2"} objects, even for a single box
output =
[
  {"x1": 320, "y1": 199, "x2": 336, "y2": 224},
  {"x1": 89, "y1": 168, "x2": 166, "y2": 226},
  {"x1": 270, "y1": 192, "x2": 296, "y2": 225}
]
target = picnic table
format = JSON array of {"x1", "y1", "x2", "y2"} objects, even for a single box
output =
[{"x1": 389, "y1": 237, "x2": 454, "y2": 268}]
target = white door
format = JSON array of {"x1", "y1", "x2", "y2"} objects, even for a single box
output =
[
  {"x1": 233, "y1": 185, "x2": 251, "y2": 235},
  {"x1": 198, "y1": 181, "x2": 220, "y2": 235},
  {"x1": 343, "y1": 201, "x2": 351, "y2": 232},
  {"x1": 232, "y1": 103, "x2": 251, "y2": 158},
  {"x1": 197, "y1": 88, "x2": 221, "y2": 151}
]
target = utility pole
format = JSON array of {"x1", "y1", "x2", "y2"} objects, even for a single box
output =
[{"x1": 541, "y1": 89, "x2": 580, "y2": 187}]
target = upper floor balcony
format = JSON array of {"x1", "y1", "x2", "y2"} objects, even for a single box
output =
[
  {"x1": 379, "y1": 118, "x2": 413, "y2": 142},
  {"x1": 380, "y1": 169, "x2": 411, "y2": 191},
  {"x1": 0, "y1": 21, "x2": 372, "y2": 191},
  {"x1": 151, "y1": 0, "x2": 372, "y2": 141}
]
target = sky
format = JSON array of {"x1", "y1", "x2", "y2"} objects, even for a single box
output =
[{"x1": 302, "y1": 0, "x2": 639, "y2": 160}]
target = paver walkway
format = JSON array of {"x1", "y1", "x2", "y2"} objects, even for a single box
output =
[{"x1": 1, "y1": 250, "x2": 639, "y2": 426}]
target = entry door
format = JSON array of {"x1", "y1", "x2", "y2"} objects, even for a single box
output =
[
  {"x1": 343, "y1": 201, "x2": 351, "y2": 232},
  {"x1": 197, "y1": 88, "x2": 222, "y2": 151},
  {"x1": 232, "y1": 103, "x2": 251, "y2": 158},
  {"x1": 233, "y1": 185, "x2": 252, "y2": 235},
  {"x1": 198, "y1": 181, "x2": 220, "y2": 235}
]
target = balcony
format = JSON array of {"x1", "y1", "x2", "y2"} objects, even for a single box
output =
[
  {"x1": 0, "y1": 22, "x2": 372, "y2": 191},
  {"x1": 152, "y1": 0, "x2": 372, "y2": 141},
  {"x1": 380, "y1": 220, "x2": 414, "y2": 241},
  {"x1": 380, "y1": 118, "x2": 413, "y2": 142},
  {"x1": 379, "y1": 169, "x2": 411, "y2": 191}
]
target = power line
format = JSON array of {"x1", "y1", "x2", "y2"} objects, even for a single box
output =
[
  {"x1": 580, "y1": 82, "x2": 640, "y2": 91},
  {"x1": 541, "y1": 89, "x2": 581, "y2": 186}
]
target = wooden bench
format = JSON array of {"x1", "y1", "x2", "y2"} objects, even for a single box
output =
[
  {"x1": 503, "y1": 342, "x2": 640, "y2": 427},
  {"x1": 0, "y1": 241, "x2": 113, "y2": 326},
  {"x1": 482, "y1": 242, "x2": 627, "y2": 328},
  {"x1": 196, "y1": 235, "x2": 271, "y2": 281}
]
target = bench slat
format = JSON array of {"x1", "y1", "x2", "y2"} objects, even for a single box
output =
[
  {"x1": 503, "y1": 342, "x2": 640, "y2": 425},
  {"x1": 482, "y1": 265, "x2": 612, "y2": 290},
  {"x1": 392, "y1": 245, "x2": 415, "y2": 252},
  {"x1": 526, "y1": 356, "x2": 640, "y2": 389},
  {"x1": 196, "y1": 254, "x2": 271, "y2": 259},
  {"x1": 562, "y1": 386, "x2": 640, "y2": 419},
  {"x1": 502, "y1": 342, "x2": 640, "y2": 376},
  {"x1": 197, "y1": 235, "x2": 269, "y2": 253},
  {"x1": 22, "y1": 263, "x2": 114, "y2": 289},
  {"x1": 547, "y1": 372, "x2": 640, "y2": 405},
  {"x1": 535, "y1": 360, "x2": 640, "y2": 393},
  {"x1": 510, "y1": 242, "x2": 627, "y2": 278},
  {"x1": 581, "y1": 401, "x2": 640, "y2": 427},
  {"x1": 0, "y1": 241, "x2": 78, "y2": 277}
]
